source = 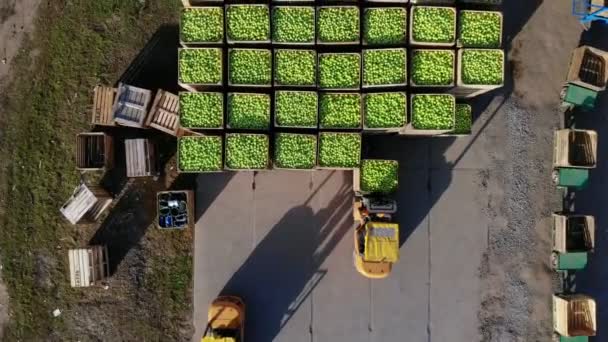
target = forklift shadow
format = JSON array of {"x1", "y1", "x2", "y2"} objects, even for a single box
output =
[{"x1": 219, "y1": 176, "x2": 353, "y2": 342}]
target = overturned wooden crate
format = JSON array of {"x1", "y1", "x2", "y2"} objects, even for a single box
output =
[
  {"x1": 68, "y1": 246, "x2": 110, "y2": 288},
  {"x1": 60, "y1": 183, "x2": 113, "y2": 225},
  {"x1": 76, "y1": 132, "x2": 114, "y2": 171},
  {"x1": 113, "y1": 83, "x2": 153, "y2": 128},
  {"x1": 146, "y1": 90, "x2": 181, "y2": 136},
  {"x1": 91, "y1": 86, "x2": 117, "y2": 126},
  {"x1": 125, "y1": 138, "x2": 156, "y2": 177}
]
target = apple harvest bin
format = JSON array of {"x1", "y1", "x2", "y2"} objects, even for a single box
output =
[
  {"x1": 362, "y1": 92, "x2": 408, "y2": 133},
  {"x1": 400, "y1": 94, "x2": 455, "y2": 136},
  {"x1": 454, "y1": 48, "x2": 505, "y2": 99}
]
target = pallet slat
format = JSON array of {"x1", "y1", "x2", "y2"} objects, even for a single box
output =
[{"x1": 146, "y1": 90, "x2": 180, "y2": 136}]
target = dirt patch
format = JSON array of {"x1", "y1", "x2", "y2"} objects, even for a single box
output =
[{"x1": 0, "y1": 0, "x2": 42, "y2": 84}]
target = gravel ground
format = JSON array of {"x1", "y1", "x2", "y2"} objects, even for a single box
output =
[{"x1": 476, "y1": 2, "x2": 581, "y2": 340}]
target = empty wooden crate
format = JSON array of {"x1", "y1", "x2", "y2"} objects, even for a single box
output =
[
  {"x1": 60, "y1": 183, "x2": 113, "y2": 225},
  {"x1": 146, "y1": 90, "x2": 181, "y2": 136},
  {"x1": 113, "y1": 83, "x2": 153, "y2": 128},
  {"x1": 68, "y1": 246, "x2": 110, "y2": 288},
  {"x1": 76, "y1": 132, "x2": 114, "y2": 171},
  {"x1": 125, "y1": 139, "x2": 156, "y2": 177},
  {"x1": 91, "y1": 86, "x2": 117, "y2": 126}
]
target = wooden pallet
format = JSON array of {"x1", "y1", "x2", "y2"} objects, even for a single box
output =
[
  {"x1": 146, "y1": 90, "x2": 180, "y2": 136},
  {"x1": 76, "y1": 133, "x2": 114, "y2": 171},
  {"x1": 113, "y1": 83, "x2": 152, "y2": 128},
  {"x1": 125, "y1": 139, "x2": 156, "y2": 177},
  {"x1": 91, "y1": 86, "x2": 117, "y2": 126}
]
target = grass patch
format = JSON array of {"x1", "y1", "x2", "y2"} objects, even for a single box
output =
[{"x1": 0, "y1": 1, "x2": 192, "y2": 341}]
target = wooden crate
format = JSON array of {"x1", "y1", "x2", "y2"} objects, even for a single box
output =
[
  {"x1": 92, "y1": 86, "x2": 117, "y2": 126},
  {"x1": 68, "y1": 245, "x2": 110, "y2": 287},
  {"x1": 125, "y1": 138, "x2": 156, "y2": 177},
  {"x1": 156, "y1": 190, "x2": 195, "y2": 230},
  {"x1": 60, "y1": 183, "x2": 112, "y2": 225},
  {"x1": 146, "y1": 90, "x2": 180, "y2": 136},
  {"x1": 76, "y1": 132, "x2": 114, "y2": 171},
  {"x1": 113, "y1": 83, "x2": 153, "y2": 128}
]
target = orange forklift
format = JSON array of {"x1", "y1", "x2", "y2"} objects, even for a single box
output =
[{"x1": 201, "y1": 296, "x2": 245, "y2": 342}]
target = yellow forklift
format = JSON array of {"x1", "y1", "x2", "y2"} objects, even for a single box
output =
[
  {"x1": 353, "y1": 196, "x2": 399, "y2": 279},
  {"x1": 202, "y1": 296, "x2": 245, "y2": 342},
  {"x1": 553, "y1": 294, "x2": 596, "y2": 342},
  {"x1": 552, "y1": 129, "x2": 597, "y2": 190}
]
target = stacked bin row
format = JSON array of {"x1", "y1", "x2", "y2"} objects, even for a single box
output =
[{"x1": 176, "y1": 0, "x2": 504, "y2": 172}]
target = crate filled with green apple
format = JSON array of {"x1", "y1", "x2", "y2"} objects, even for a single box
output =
[
  {"x1": 409, "y1": 6, "x2": 456, "y2": 47},
  {"x1": 274, "y1": 133, "x2": 318, "y2": 170},
  {"x1": 225, "y1": 133, "x2": 270, "y2": 170},
  {"x1": 272, "y1": 6, "x2": 315, "y2": 45},
  {"x1": 363, "y1": 92, "x2": 407, "y2": 132},
  {"x1": 317, "y1": 132, "x2": 362, "y2": 169}
]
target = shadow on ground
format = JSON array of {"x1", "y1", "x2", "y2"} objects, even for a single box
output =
[{"x1": 218, "y1": 172, "x2": 352, "y2": 341}]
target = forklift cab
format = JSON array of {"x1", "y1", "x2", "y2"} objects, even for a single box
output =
[
  {"x1": 552, "y1": 129, "x2": 597, "y2": 190},
  {"x1": 561, "y1": 45, "x2": 608, "y2": 111},
  {"x1": 353, "y1": 196, "x2": 399, "y2": 279},
  {"x1": 552, "y1": 214, "x2": 595, "y2": 271},
  {"x1": 553, "y1": 294, "x2": 596, "y2": 341},
  {"x1": 202, "y1": 296, "x2": 245, "y2": 342}
]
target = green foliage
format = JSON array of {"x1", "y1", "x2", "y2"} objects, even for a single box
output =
[
  {"x1": 461, "y1": 49, "x2": 504, "y2": 85},
  {"x1": 360, "y1": 160, "x2": 399, "y2": 193},
  {"x1": 178, "y1": 136, "x2": 223, "y2": 172},
  {"x1": 229, "y1": 49, "x2": 272, "y2": 85},
  {"x1": 275, "y1": 91, "x2": 318, "y2": 127},
  {"x1": 363, "y1": 8, "x2": 407, "y2": 45},
  {"x1": 226, "y1": 5, "x2": 270, "y2": 42},
  {"x1": 180, "y1": 7, "x2": 223, "y2": 43},
  {"x1": 179, "y1": 48, "x2": 222, "y2": 84},
  {"x1": 275, "y1": 49, "x2": 316, "y2": 86},
  {"x1": 226, "y1": 134, "x2": 269, "y2": 169},
  {"x1": 317, "y1": 6, "x2": 360, "y2": 43},
  {"x1": 318, "y1": 53, "x2": 361, "y2": 89},
  {"x1": 459, "y1": 11, "x2": 502, "y2": 48},
  {"x1": 272, "y1": 6, "x2": 315, "y2": 43},
  {"x1": 319, "y1": 93, "x2": 361, "y2": 129},
  {"x1": 318, "y1": 133, "x2": 362, "y2": 168},
  {"x1": 179, "y1": 92, "x2": 223, "y2": 129},
  {"x1": 454, "y1": 104, "x2": 472, "y2": 134},
  {"x1": 411, "y1": 94, "x2": 455, "y2": 130},
  {"x1": 363, "y1": 49, "x2": 406, "y2": 86},
  {"x1": 412, "y1": 6, "x2": 455, "y2": 43},
  {"x1": 274, "y1": 133, "x2": 317, "y2": 169},
  {"x1": 364, "y1": 93, "x2": 406, "y2": 128},
  {"x1": 412, "y1": 50, "x2": 454, "y2": 86},
  {"x1": 227, "y1": 93, "x2": 270, "y2": 130}
]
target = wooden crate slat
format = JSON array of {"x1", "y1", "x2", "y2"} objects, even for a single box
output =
[{"x1": 146, "y1": 90, "x2": 180, "y2": 136}]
